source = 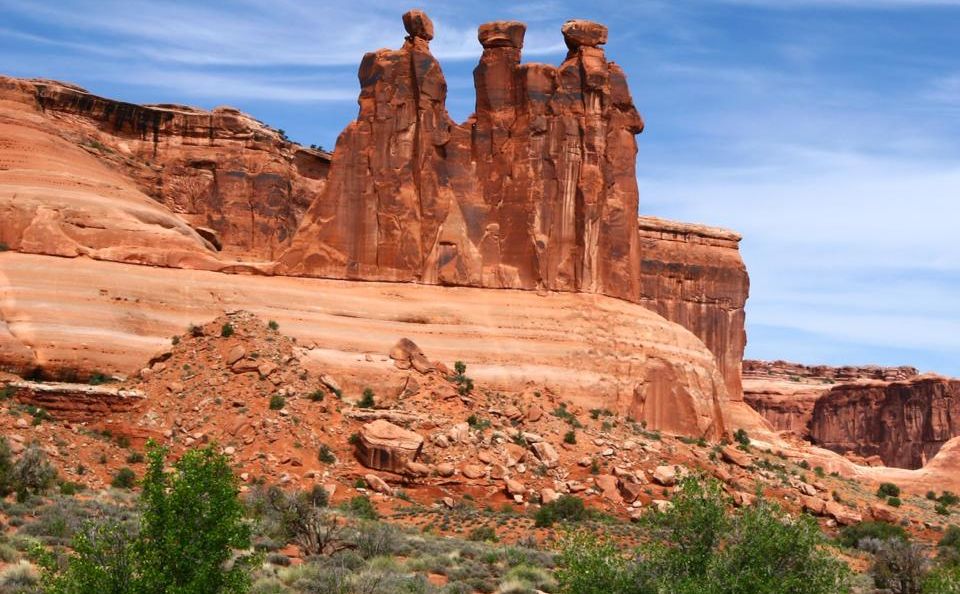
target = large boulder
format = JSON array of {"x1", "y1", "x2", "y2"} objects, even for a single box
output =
[{"x1": 355, "y1": 419, "x2": 424, "y2": 474}]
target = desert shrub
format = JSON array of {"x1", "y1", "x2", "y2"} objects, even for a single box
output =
[
  {"x1": 111, "y1": 467, "x2": 136, "y2": 489},
  {"x1": 11, "y1": 443, "x2": 57, "y2": 502},
  {"x1": 451, "y1": 361, "x2": 474, "y2": 396},
  {"x1": 267, "y1": 320, "x2": 279, "y2": 331},
  {"x1": 352, "y1": 522, "x2": 401, "y2": 558},
  {"x1": 888, "y1": 496, "x2": 903, "y2": 508},
  {"x1": 0, "y1": 561, "x2": 39, "y2": 590},
  {"x1": 344, "y1": 495, "x2": 378, "y2": 521},
  {"x1": 864, "y1": 537, "x2": 929, "y2": 594},
  {"x1": 0, "y1": 437, "x2": 13, "y2": 497},
  {"x1": 221, "y1": 323, "x2": 235, "y2": 337},
  {"x1": 126, "y1": 451, "x2": 145, "y2": 464},
  {"x1": 534, "y1": 495, "x2": 586, "y2": 528},
  {"x1": 358, "y1": 388, "x2": 375, "y2": 409},
  {"x1": 563, "y1": 430, "x2": 577, "y2": 445},
  {"x1": 317, "y1": 445, "x2": 336, "y2": 464},
  {"x1": 556, "y1": 531, "x2": 636, "y2": 594},
  {"x1": 467, "y1": 526, "x2": 498, "y2": 543},
  {"x1": 269, "y1": 395, "x2": 285, "y2": 410},
  {"x1": 878, "y1": 482, "x2": 902, "y2": 499},
  {"x1": 308, "y1": 389, "x2": 325, "y2": 402},
  {"x1": 733, "y1": 428, "x2": 750, "y2": 447},
  {"x1": 839, "y1": 521, "x2": 909, "y2": 549}
]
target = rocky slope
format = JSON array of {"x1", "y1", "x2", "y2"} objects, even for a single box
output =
[{"x1": 0, "y1": 251, "x2": 747, "y2": 439}]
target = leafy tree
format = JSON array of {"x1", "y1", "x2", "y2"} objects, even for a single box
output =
[
  {"x1": 556, "y1": 531, "x2": 640, "y2": 594},
  {"x1": 0, "y1": 436, "x2": 13, "y2": 497},
  {"x1": 37, "y1": 521, "x2": 138, "y2": 594},
  {"x1": 135, "y1": 443, "x2": 254, "y2": 594}
]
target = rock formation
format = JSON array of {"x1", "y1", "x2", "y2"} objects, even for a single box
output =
[
  {"x1": 636, "y1": 217, "x2": 749, "y2": 400},
  {"x1": 278, "y1": 12, "x2": 643, "y2": 302},
  {"x1": 0, "y1": 12, "x2": 752, "y2": 401},
  {"x1": 743, "y1": 360, "x2": 923, "y2": 438},
  {"x1": 810, "y1": 376, "x2": 960, "y2": 469},
  {"x1": 0, "y1": 76, "x2": 329, "y2": 262}
]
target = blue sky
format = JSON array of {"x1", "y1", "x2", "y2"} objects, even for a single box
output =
[{"x1": 2, "y1": 0, "x2": 959, "y2": 375}]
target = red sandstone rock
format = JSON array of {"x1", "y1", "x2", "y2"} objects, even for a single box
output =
[
  {"x1": 355, "y1": 419, "x2": 425, "y2": 474},
  {"x1": 560, "y1": 20, "x2": 608, "y2": 48},
  {"x1": 277, "y1": 11, "x2": 644, "y2": 305},
  {"x1": 810, "y1": 376, "x2": 960, "y2": 469}
]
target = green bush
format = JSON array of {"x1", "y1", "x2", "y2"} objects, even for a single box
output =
[
  {"x1": 344, "y1": 495, "x2": 378, "y2": 520},
  {"x1": 553, "y1": 477, "x2": 850, "y2": 594},
  {"x1": 308, "y1": 389, "x2": 325, "y2": 402},
  {"x1": 733, "y1": 429, "x2": 750, "y2": 447},
  {"x1": 887, "y1": 496, "x2": 902, "y2": 508},
  {"x1": 877, "y1": 482, "x2": 901, "y2": 499},
  {"x1": 563, "y1": 430, "x2": 577, "y2": 445},
  {"x1": 267, "y1": 320, "x2": 279, "y2": 331},
  {"x1": 317, "y1": 444, "x2": 336, "y2": 464},
  {"x1": 221, "y1": 323, "x2": 234, "y2": 338},
  {"x1": 838, "y1": 521, "x2": 908, "y2": 549},
  {"x1": 269, "y1": 395, "x2": 285, "y2": 410},
  {"x1": 0, "y1": 437, "x2": 13, "y2": 497},
  {"x1": 111, "y1": 467, "x2": 136, "y2": 489},
  {"x1": 534, "y1": 495, "x2": 586, "y2": 528},
  {"x1": 358, "y1": 388, "x2": 375, "y2": 409}
]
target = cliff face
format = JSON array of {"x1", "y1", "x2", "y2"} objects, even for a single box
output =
[
  {"x1": 636, "y1": 217, "x2": 749, "y2": 400},
  {"x1": 0, "y1": 76, "x2": 329, "y2": 261},
  {"x1": 742, "y1": 360, "x2": 922, "y2": 437},
  {"x1": 810, "y1": 377, "x2": 960, "y2": 469},
  {"x1": 0, "y1": 10, "x2": 752, "y2": 405},
  {"x1": 277, "y1": 14, "x2": 643, "y2": 301}
]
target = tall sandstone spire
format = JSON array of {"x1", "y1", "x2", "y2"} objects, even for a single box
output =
[{"x1": 277, "y1": 11, "x2": 644, "y2": 301}]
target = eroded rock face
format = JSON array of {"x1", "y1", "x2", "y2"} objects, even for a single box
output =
[
  {"x1": 356, "y1": 419, "x2": 425, "y2": 474},
  {"x1": 278, "y1": 11, "x2": 643, "y2": 302},
  {"x1": 743, "y1": 360, "x2": 923, "y2": 437},
  {"x1": 810, "y1": 377, "x2": 960, "y2": 469},
  {"x1": 0, "y1": 76, "x2": 329, "y2": 262},
  {"x1": 636, "y1": 217, "x2": 749, "y2": 400}
]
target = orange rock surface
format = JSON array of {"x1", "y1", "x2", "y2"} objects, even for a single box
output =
[{"x1": 0, "y1": 252, "x2": 741, "y2": 439}]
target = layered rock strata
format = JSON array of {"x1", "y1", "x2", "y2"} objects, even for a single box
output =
[
  {"x1": 810, "y1": 377, "x2": 960, "y2": 469},
  {"x1": 0, "y1": 76, "x2": 329, "y2": 261},
  {"x1": 636, "y1": 217, "x2": 748, "y2": 400}
]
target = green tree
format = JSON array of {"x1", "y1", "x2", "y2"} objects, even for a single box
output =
[
  {"x1": 136, "y1": 443, "x2": 254, "y2": 594},
  {"x1": 0, "y1": 436, "x2": 13, "y2": 497},
  {"x1": 556, "y1": 531, "x2": 640, "y2": 594},
  {"x1": 37, "y1": 522, "x2": 137, "y2": 594}
]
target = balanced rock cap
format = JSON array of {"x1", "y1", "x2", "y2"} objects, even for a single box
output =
[
  {"x1": 403, "y1": 9, "x2": 434, "y2": 41},
  {"x1": 478, "y1": 20, "x2": 526, "y2": 49},
  {"x1": 561, "y1": 19, "x2": 608, "y2": 48}
]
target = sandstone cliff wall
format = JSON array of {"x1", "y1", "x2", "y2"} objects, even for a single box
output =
[
  {"x1": 809, "y1": 377, "x2": 960, "y2": 469},
  {"x1": 0, "y1": 76, "x2": 330, "y2": 261},
  {"x1": 636, "y1": 217, "x2": 748, "y2": 400}
]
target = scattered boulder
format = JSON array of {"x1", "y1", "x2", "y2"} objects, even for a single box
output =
[
  {"x1": 652, "y1": 465, "x2": 677, "y2": 487},
  {"x1": 721, "y1": 446, "x2": 752, "y2": 468},
  {"x1": 364, "y1": 473, "x2": 394, "y2": 496},
  {"x1": 530, "y1": 441, "x2": 560, "y2": 468},
  {"x1": 462, "y1": 464, "x2": 485, "y2": 479},
  {"x1": 355, "y1": 419, "x2": 424, "y2": 474},
  {"x1": 389, "y1": 338, "x2": 435, "y2": 374}
]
